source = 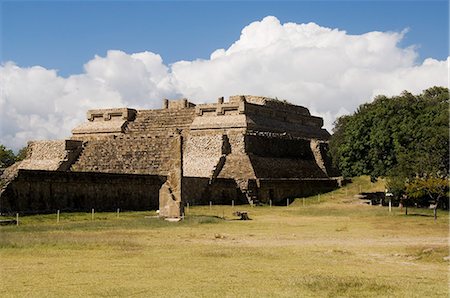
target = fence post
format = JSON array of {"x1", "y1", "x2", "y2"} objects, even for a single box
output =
[
  {"x1": 91, "y1": 208, "x2": 95, "y2": 221},
  {"x1": 16, "y1": 213, "x2": 19, "y2": 226},
  {"x1": 57, "y1": 210, "x2": 60, "y2": 223},
  {"x1": 117, "y1": 208, "x2": 120, "y2": 218}
]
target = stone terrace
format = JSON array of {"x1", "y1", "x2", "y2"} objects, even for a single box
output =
[{"x1": 125, "y1": 108, "x2": 196, "y2": 135}]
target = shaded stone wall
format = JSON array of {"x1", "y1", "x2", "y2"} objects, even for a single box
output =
[
  {"x1": 182, "y1": 177, "x2": 339, "y2": 206},
  {"x1": 244, "y1": 134, "x2": 328, "y2": 179},
  {"x1": 316, "y1": 141, "x2": 341, "y2": 177},
  {"x1": 0, "y1": 170, "x2": 165, "y2": 214},
  {"x1": 182, "y1": 177, "x2": 248, "y2": 206},
  {"x1": 159, "y1": 134, "x2": 184, "y2": 218},
  {"x1": 249, "y1": 156, "x2": 328, "y2": 179},
  {"x1": 246, "y1": 135, "x2": 314, "y2": 159},
  {"x1": 0, "y1": 140, "x2": 83, "y2": 199},
  {"x1": 257, "y1": 178, "x2": 340, "y2": 204}
]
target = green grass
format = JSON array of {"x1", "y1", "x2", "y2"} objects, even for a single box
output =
[{"x1": 0, "y1": 176, "x2": 448, "y2": 297}]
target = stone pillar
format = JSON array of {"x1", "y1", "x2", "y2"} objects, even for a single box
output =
[
  {"x1": 159, "y1": 133, "x2": 184, "y2": 218},
  {"x1": 310, "y1": 139, "x2": 328, "y2": 175}
]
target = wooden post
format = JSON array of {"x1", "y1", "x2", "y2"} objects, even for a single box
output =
[
  {"x1": 287, "y1": 198, "x2": 289, "y2": 206},
  {"x1": 389, "y1": 199, "x2": 392, "y2": 213},
  {"x1": 269, "y1": 200, "x2": 272, "y2": 207},
  {"x1": 16, "y1": 213, "x2": 19, "y2": 226},
  {"x1": 231, "y1": 200, "x2": 234, "y2": 208},
  {"x1": 91, "y1": 208, "x2": 94, "y2": 221},
  {"x1": 57, "y1": 210, "x2": 60, "y2": 223},
  {"x1": 209, "y1": 201, "x2": 212, "y2": 210},
  {"x1": 117, "y1": 208, "x2": 120, "y2": 218},
  {"x1": 186, "y1": 202, "x2": 189, "y2": 214}
]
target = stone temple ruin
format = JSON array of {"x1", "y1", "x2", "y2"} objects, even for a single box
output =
[{"x1": 0, "y1": 95, "x2": 341, "y2": 217}]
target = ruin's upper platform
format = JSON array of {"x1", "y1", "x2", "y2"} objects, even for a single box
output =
[{"x1": 71, "y1": 96, "x2": 329, "y2": 140}]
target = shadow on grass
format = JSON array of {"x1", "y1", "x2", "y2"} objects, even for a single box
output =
[{"x1": 403, "y1": 213, "x2": 434, "y2": 217}]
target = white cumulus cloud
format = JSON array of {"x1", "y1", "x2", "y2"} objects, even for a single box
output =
[{"x1": 1, "y1": 16, "x2": 448, "y2": 151}]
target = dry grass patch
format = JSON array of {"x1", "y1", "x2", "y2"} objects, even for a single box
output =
[{"x1": 0, "y1": 176, "x2": 448, "y2": 297}]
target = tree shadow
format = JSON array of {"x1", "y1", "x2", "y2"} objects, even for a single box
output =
[{"x1": 404, "y1": 213, "x2": 434, "y2": 217}]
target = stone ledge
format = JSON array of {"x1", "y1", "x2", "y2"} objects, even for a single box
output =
[
  {"x1": 87, "y1": 108, "x2": 137, "y2": 121},
  {"x1": 72, "y1": 120, "x2": 127, "y2": 134}
]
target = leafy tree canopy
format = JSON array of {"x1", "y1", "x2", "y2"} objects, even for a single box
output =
[
  {"x1": 0, "y1": 145, "x2": 16, "y2": 168},
  {"x1": 330, "y1": 86, "x2": 449, "y2": 181},
  {"x1": 15, "y1": 146, "x2": 28, "y2": 162}
]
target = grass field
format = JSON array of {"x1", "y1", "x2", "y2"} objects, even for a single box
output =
[{"x1": 0, "y1": 177, "x2": 448, "y2": 297}]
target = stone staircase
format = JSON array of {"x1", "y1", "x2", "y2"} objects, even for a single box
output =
[
  {"x1": 125, "y1": 108, "x2": 196, "y2": 134},
  {"x1": 71, "y1": 136, "x2": 177, "y2": 175},
  {"x1": 71, "y1": 108, "x2": 195, "y2": 175}
]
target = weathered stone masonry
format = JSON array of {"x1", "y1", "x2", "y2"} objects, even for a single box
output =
[{"x1": 0, "y1": 95, "x2": 341, "y2": 216}]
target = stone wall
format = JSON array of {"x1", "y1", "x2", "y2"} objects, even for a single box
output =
[
  {"x1": 18, "y1": 140, "x2": 82, "y2": 171},
  {"x1": 249, "y1": 156, "x2": 328, "y2": 179},
  {"x1": 158, "y1": 134, "x2": 183, "y2": 218},
  {"x1": 215, "y1": 131, "x2": 257, "y2": 181},
  {"x1": 72, "y1": 108, "x2": 137, "y2": 140},
  {"x1": 182, "y1": 177, "x2": 248, "y2": 206},
  {"x1": 0, "y1": 170, "x2": 164, "y2": 214},
  {"x1": 257, "y1": 178, "x2": 340, "y2": 204},
  {"x1": 126, "y1": 108, "x2": 196, "y2": 135},
  {"x1": 244, "y1": 134, "x2": 328, "y2": 179},
  {"x1": 246, "y1": 135, "x2": 314, "y2": 158},
  {"x1": 0, "y1": 140, "x2": 83, "y2": 198},
  {"x1": 183, "y1": 134, "x2": 225, "y2": 177},
  {"x1": 164, "y1": 98, "x2": 196, "y2": 110},
  {"x1": 182, "y1": 177, "x2": 339, "y2": 206},
  {"x1": 71, "y1": 135, "x2": 178, "y2": 175}
]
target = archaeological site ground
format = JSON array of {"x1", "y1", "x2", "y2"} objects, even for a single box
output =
[
  {"x1": 0, "y1": 96, "x2": 447, "y2": 297},
  {"x1": 0, "y1": 177, "x2": 448, "y2": 297}
]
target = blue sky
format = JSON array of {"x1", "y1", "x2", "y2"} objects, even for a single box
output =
[
  {"x1": 1, "y1": 1, "x2": 448, "y2": 77},
  {"x1": 0, "y1": 1, "x2": 448, "y2": 150}
]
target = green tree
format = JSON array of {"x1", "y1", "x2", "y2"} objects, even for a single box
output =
[
  {"x1": 406, "y1": 177, "x2": 448, "y2": 220},
  {"x1": 330, "y1": 87, "x2": 449, "y2": 180},
  {"x1": 15, "y1": 146, "x2": 28, "y2": 162},
  {"x1": 0, "y1": 145, "x2": 16, "y2": 168}
]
